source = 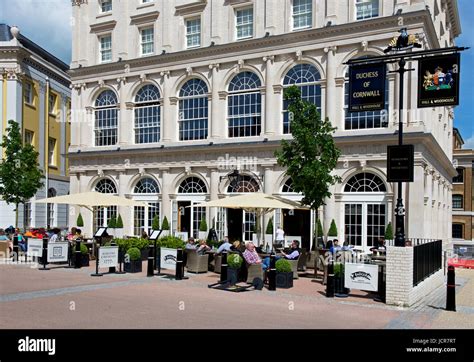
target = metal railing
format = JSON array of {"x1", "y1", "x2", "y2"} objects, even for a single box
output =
[{"x1": 413, "y1": 239, "x2": 442, "y2": 286}]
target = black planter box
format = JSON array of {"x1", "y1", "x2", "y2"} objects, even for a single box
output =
[
  {"x1": 125, "y1": 260, "x2": 142, "y2": 273},
  {"x1": 140, "y1": 249, "x2": 149, "y2": 261},
  {"x1": 276, "y1": 272, "x2": 293, "y2": 288},
  {"x1": 81, "y1": 254, "x2": 90, "y2": 267},
  {"x1": 227, "y1": 268, "x2": 240, "y2": 284},
  {"x1": 335, "y1": 276, "x2": 350, "y2": 297}
]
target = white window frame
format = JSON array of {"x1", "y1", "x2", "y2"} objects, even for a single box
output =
[
  {"x1": 48, "y1": 137, "x2": 56, "y2": 166},
  {"x1": 140, "y1": 27, "x2": 154, "y2": 56},
  {"x1": 48, "y1": 93, "x2": 57, "y2": 115},
  {"x1": 24, "y1": 130, "x2": 34, "y2": 146},
  {"x1": 185, "y1": 17, "x2": 201, "y2": 49},
  {"x1": 235, "y1": 6, "x2": 254, "y2": 40},
  {"x1": 24, "y1": 82, "x2": 33, "y2": 105},
  {"x1": 292, "y1": 0, "x2": 313, "y2": 31},
  {"x1": 99, "y1": 0, "x2": 112, "y2": 13},
  {"x1": 355, "y1": 0, "x2": 379, "y2": 21},
  {"x1": 99, "y1": 33, "x2": 112, "y2": 63}
]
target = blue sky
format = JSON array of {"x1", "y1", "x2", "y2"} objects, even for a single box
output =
[{"x1": 0, "y1": 0, "x2": 472, "y2": 146}]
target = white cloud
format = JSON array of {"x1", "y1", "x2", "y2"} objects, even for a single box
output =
[
  {"x1": 0, "y1": 0, "x2": 72, "y2": 64},
  {"x1": 463, "y1": 135, "x2": 474, "y2": 150}
]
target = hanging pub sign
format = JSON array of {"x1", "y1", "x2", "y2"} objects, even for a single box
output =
[
  {"x1": 387, "y1": 145, "x2": 414, "y2": 182},
  {"x1": 418, "y1": 53, "x2": 460, "y2": 108},
  {"x1": 348, "y1": 63, "x2": 386, "y2": 112}
]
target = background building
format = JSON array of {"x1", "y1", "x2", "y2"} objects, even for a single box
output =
[
  {"x1": 0, "y1": 24, "x2": 71, "y2": 229},
  {"x1": 452, "y1": 128, "x2": 473, "y2": 246},
  {"x1": 69, "y1": 0, "x2": 460, "y2": 251}
]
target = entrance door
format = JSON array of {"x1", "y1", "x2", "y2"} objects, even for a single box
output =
[
  {"x1": 227, "y1": 208, "x2": 243, "y2": 242},
  {"x1": 283, "y1": 209, "x2": 311, "y2": 251},
  {"x1": 344, "y1": 203, "x2": 386, "y2": 252},
  {"x1": 178, "y1": 201, "x2": 191, "y2": 237}
]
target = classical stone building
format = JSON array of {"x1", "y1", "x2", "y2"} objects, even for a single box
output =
[
  {"x1": 452, "y1": 128, "x2": 473, "y2": 245},
  {"x1": 0, "y1": 24, "x2": 71, "y2": 229},
  {"x1": 69, "y1": 0, "x2": 460, "y2": 251}
]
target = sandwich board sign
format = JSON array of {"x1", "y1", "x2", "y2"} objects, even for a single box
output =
[{"x1": 28, "y1": 238, "x2": 43, "y2": 257}]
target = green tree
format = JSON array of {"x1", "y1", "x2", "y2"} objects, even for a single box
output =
[
  {"x1": 116, "y1": 214, "x2": 124, "y2": 228},
  {"x1": 275, "y1": 86, "x2": 341, "y2": 249},
  {"x1": 266, "y1": 217, "x2": 274, "y2": 235},
  {"x1": 76, "y1": 213, "x2": 84, "y2": 227},
  {"x1": 108, "y1": 216, "x2": 117, "y2": 228},
  {"x1": 384, "y1": 222, "x2": 394, "y2": 240},
  {"x1": 0, "y1": 120, "x2": 44, "y2": 227},
  {"x1": 328, "y1": 219, "x2": 338, "y2": 237},
  {"x1": 152, "y1": 215, "x2": 160, "y2": 230},
  {"x1": 199, "y1": 218, "x2": 208, "y2": 232},
  {"x1": 162, "y1": 216, "x2": 170, "y2": 230}
]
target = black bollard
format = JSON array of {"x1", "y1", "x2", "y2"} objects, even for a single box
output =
[
  {"x1": 326, "y1": 260, "x2": 335, "y2": 298},
  {"x1": 147, "y1": 244, "x2": 155, "y2": 277},
  {"x1": 39, "y1": 237, "x2": 50, "y2": 271},
  {"x1": 12, "y1": 235, "x2": 19, "y2": 262},
  {"x1": 108, "y1": 242, "x2": 117, "y2": 274},
  {"x1": 268, "y1": 255, "x2": 276, "y2": 291},
  {"x1": 74, "y1": 239, "x2": 82, "y2": 269},
  {"x1": 220, "y1": 252, "x2": 228, "y2": 283},
  {"x1": 156, "y1": 246, "x2": 162, "y2": 275},
  {"x1": 91, "y1": 245, "x2": 103, "y2": 277},
  {"x1": 175, "y1": 248, "x2": 184, "y2": 280},
  {"x1": 446, "y1": 265, "x2": 456, "y2": 312}
]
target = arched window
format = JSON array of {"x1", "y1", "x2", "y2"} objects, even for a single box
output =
[
  {"x1": 178, "y1": 177, "x2": 208, "y2": 194},
  {"x1": 344, "y1": 173, "x2": 386, "y2": 192},
  {"x1": 94, "y1": 90, "x2": 118, "y2": 146},
  {"x1": 179, "y1": 79, "x2": 208, "y2": 141},
  {"x1": 95, "y1": 179, "x2": 117, "y2": 194},
  {"x1": 228, "y1": 72, "x2": 262, "y2": 138},
  {"x1": 344, "y1": 66, "x2": 389, "y2": 130},
  {"x1": 134, "y1": 178, "x2": 160, "y2": 194},
  {"x1": 281, "y1": 178, "x2": 296, "y2": 193},
  {"x1": 93, "y1": 178, "x2": 118, "y2": 230},
  {"x1": 452, "y1": 195, "x2": 463, "y2": 209},
  {"x1": 227, "y1": 175, "x2": 260, "y2": 193},
  {"x1": 283, "y1": 64, "x2": 322, "y2": 134},
  {"x1": 135, "y1": 84, "x2": 161, "y2": 144}
]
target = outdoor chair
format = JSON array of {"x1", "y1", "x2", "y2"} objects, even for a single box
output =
[
  {"x1": 287, "y1": 258, "x2": 299, "y2": 279},
  {"x1": 246, "y1": 263, "x2": 264, "y2": 283},
  {"x1": 186, "y1": 250, "x2": 209, "y2": 273},
  {"x1": 0, "y1": 240, "x2": 10, "y2": 257},
  {"x1": 213, "y1": 254, "x2": 222, "y2": 274},
  {"x1": 297, "y1": 249, "x2": 308, "y2": 274}
]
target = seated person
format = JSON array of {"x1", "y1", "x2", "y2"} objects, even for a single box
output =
[
  {"x1": 73, "y1": 229, "x2": 83, "y2": 241},
  {"x1": 49, "y1": 228, "x2": 61, "y2": 243},
  {"x1": 329, "y1": 239, "x2": 341, "y2": 254},
  {"x1": 370, "y1": 238, "x2": 386, "y2": 252},
  {"x1": 262, "y1": 240, "x2": 300, "y2": 270},
  {"x1": 242, "y1": 242, "x2": 265, "y2": 270},
  {"x1": 196, "y1": 240, "x2": 211, "y2": 255},
  {"x1": 341, "y1": 241, "x2": 353, "y2": 251},
  {"x1": 185, "y1": 237, "x2": 197, "y2": 250},
  {"x1": 216, "y1": 236, "x2": 231, "y2": 254}
]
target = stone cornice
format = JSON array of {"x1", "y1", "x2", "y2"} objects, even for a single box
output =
[
  {"x1": 130, "y1": 11, "x2": 160, "y2": 26},
  {"x1": 174, "y1": 1, "x2": 207, "y2": 16},
  {"x1": 70, "y1": 10, "x2": 436, "y2": 80},
  {"x1": 90, "y1": 20, "x2": 117, "y2": 34}
]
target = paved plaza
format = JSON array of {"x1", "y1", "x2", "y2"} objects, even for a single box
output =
[{"x1": 0, "y1": 262, "x2": 472, "y2": 329}]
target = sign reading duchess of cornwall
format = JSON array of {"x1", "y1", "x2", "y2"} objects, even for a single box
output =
[
  {"x1": 348, "y1": 63, "x2": 386, "y2": 112},
  {"x1": 418, "y1": 53, "x2": 460, "y2": 107}
]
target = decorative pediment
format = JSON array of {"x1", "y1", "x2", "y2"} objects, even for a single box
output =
[
  {"x1": 130, "y1": 11, "x2": 160, "y2": 26},
  {"x1": 90, "y1": 20, "x2": 117, "y2": 33},
  {"x1": 175, "y1": 1, "x2": 207, "y2": 16}
]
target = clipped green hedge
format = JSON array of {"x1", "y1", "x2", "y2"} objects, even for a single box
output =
[
  {"x1": 114, "y1": 238, "x2": 149, "y2": 251},
  {"x1": 80, "y1": 243, "x2": 89, "y2": 255},
  {"x1": 334, "y1": 262, "x2": 344, "y2": 277},
  {"x1": 276, "y1": 259, "x2": 292, "y2": 273},
  {"x1": 156, "y1": 236, "x2": 185, "y2": 249},
  {"x1": 126, "y1": 247, "x2": 141, "y2": 261},
  {"x1": 228, "y1": 254, "x2": 243, "y2": 269}
]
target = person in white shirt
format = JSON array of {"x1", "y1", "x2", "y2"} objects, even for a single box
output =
[
  {"x1": 275, "y1": 227, "x2": 285, "y2": 244},
  {"x1": 49, "y1": 228, "x2": 61, "y2": 243}
]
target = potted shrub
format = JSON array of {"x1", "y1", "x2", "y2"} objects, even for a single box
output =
[
  {"x1": 227, "y1": 253, "x2": 243, "y2": 284},
  {"x1": 198, "y1": 218, "x2": 207, "y2": 241},
  {"x1": 107, "y1": 216, "x2": 117, "y2": 237},
  {"x1": 384, "y1": 222, "x2": 394, "y2": 242},
  {"x1": 334, "y1": 262, "x2": 350, "y2": 297},
  {"x1": 80, "y1": 243, "x2": 90, "y2": 267},
  {"x1": 161, "y1": 216, "x2": 170, "y2": 237},
  {"x1": 151, "y1": 215, "x2": 160, "y2": 232},
  {"x1": 264, "y1": 217, "x2": 273, "y2": 247},
  {"x1": 76, "y1": 213, "x2": 84, "y2": 228},
  {"x1": 115, "y1": 214, "x2": 124, "y2": 238},
  {"x1": 327, "y1": 219, "x2": 338, "y2": 244},
  {"x1": 275, "y1": 259, "x2": 293, "y2": 288},
  {"x1": 124, "y1": 247, "x2": 142, "y2": 273}
]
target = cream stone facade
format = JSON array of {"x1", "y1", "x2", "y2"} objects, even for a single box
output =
[{"x1": 69, "y1": 0, "x2": 460, "y2": 251}]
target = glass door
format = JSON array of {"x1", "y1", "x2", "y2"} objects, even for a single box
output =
[
  {"x1": 344, "y1": 203, "x2": 386, "y2": 252},
  {"x1": 366, "y1": 204, "x2": 386, "y2": 249},
  {"x1": 344, "y1": 204, "x2": 363, "y2": 247}
]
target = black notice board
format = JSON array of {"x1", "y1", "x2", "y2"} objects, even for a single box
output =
[{"x1": 387, "y1": 145, "x2": 414, "y2": 182}]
